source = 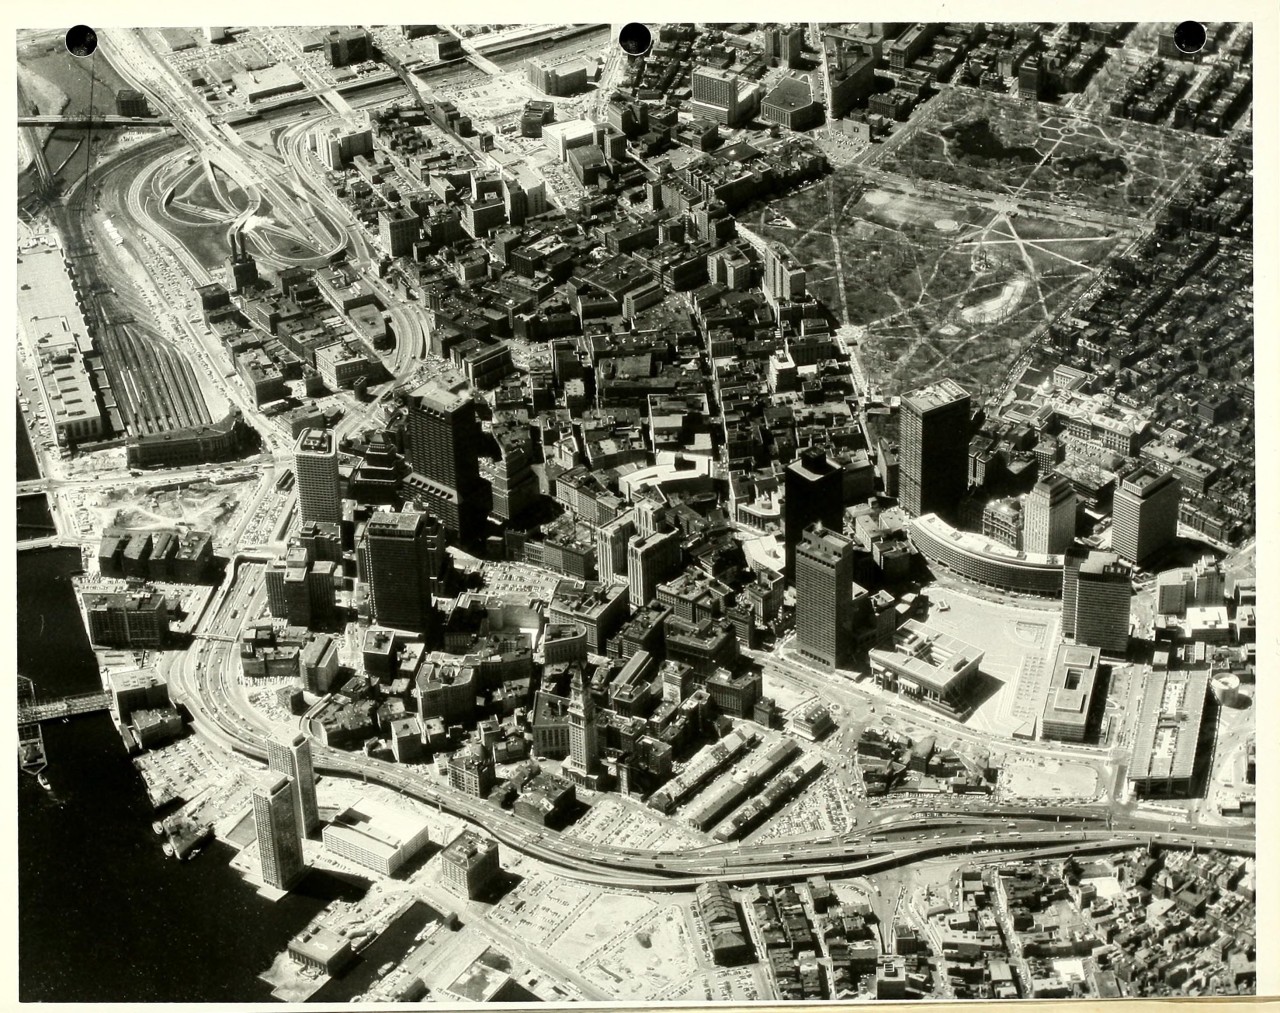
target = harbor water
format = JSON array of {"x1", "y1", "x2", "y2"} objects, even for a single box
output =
[{"x1": 16, "y1": 418, "x2": 356, "y2": 1001}]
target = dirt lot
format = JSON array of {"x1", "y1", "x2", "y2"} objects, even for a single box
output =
[
  {"x1": 1002, "y1": 756, "x2": 1100, "y2": 800},
  {"x1": 487, "y1": 873, "x2": 699, "y2": 998},
  {"x1": 563, "y1": 796, "x2": 708, "y2": 851},
  {"x1": 90, "y1": 477, "x2": 254, "y2": 536}
]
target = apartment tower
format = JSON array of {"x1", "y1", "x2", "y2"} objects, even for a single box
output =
[
  {"x1": 252, "y1": 773, "x2": 305, "y2": 890},
  {"x1": 267, "y1": 731, "x2": 320, "y2": 836}
]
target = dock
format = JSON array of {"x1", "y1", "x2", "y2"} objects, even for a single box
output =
[{"x1": 17, "y1": 676, "x2": 48, "y2": 776}]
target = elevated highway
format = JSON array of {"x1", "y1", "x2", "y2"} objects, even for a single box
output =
[
  {"x1": 17, "y1": 535, "x2": 88, "y2": 552},
  {"x1": 172, "y1": 559, "x2": 1255, "y2": 891},
  {"x1": 18, "y1": 115, "x2": 172, "y2": 128}
]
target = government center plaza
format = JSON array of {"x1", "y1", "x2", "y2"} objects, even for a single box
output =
[{"x1": 15, "y1": 19, "x2": 1259, "y2": 1003}]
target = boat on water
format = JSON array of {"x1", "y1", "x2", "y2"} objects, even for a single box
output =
[
  {"x1": 377, "y1": 962, "x2": 394, "y2": 977},
  {"x1": 161, "y1": 841, "x2": 174, "y2": 857},
  {"x1": 37, "y1": 773, "x2": 51, "y2": 791},
  {"x1": 152, "y1": 821, "x2": 165, "y2": 836}
]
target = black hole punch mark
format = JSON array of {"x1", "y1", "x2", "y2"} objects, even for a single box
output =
[
  {"x1": 1174, "y1": 21, "x2": 1206, "y2": 55},
  {"x1": 618, "y1": 23, "x2": 653, "y2": 58},
  {"x1": 66, "y1": 25, "x2": 98, "y2": 58}
]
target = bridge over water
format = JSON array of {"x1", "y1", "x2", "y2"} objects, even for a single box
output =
[{"x1": 18, "y1": 690, "x2": 111, "y2": 725}]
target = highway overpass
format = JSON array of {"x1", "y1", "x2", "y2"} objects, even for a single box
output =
[{"x1": 18, "y1": 115, "x2": 172, "y2": 128}]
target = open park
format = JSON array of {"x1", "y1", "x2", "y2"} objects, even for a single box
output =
[
  {"x1": 877, "y1": 88, "x2": 1217, "y2": 217},
  {"x1": 755, "y1": 169, "x2": 1122, "y2": 397}
]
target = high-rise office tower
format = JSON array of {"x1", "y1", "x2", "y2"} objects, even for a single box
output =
[
  {"x1": 795, "y1": 523, "x2": 857, "y2": 670},
  {"x1": 406, "y1": 381, "x2": 482, "y2": 493},
  {"x1": 404, "y1": 381, "x2": 487, "y2": 541},
  {"x1": 267, "y1": 731, "x2": 320, "y2": 836},
  {"x1": 480, "y1": 432, "x2": 538, "y2": 522},
  {"x1": 634, "y1": 498, "x2": 663, "y2": 539},
  {"x1": 763, "y1": 25, "x2": 805, "y2": 66},
  {"x1": 1023, "y1": 475, "x2": 1077, "y2": 555},
  {"x1": 565, "y1": 671, "x2": 599, "y2": 779},
  {"x1": 784, "y1": 449, "x2": 845, "y2": 583},
  {"x1": 899, "y1": 379, "x2": 971, "y2": 520},
  {"x1": 1112, "y1": 467, "x2": 1180, "y2": 566},
  {"x1": 596, "y1": 509, "x2": 636, "y2": 586},
  {"x1": 1062, "y1": 549, "x2": 1132, "y2": 654},
  {"x1": 627, "y1": 528, "x2": 682, "y2": 609},
  {"x1": 252, "y1": 772, "x2": 305, "y2": 890},
  {"x1": 360, "y1": 507, "x2": 449, "y2": 635},
  {"x1": 294, "y1": 428, "x2": 341, "y2": 526}
]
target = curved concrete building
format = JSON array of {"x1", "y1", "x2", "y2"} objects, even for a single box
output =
[{"x1": 908, "y1": 513, "x2": 1064, "y2": 596}]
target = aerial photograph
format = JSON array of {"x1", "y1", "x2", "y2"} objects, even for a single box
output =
[{"x1": 15, "y1": 19, "x2": 1256, "y2": 1003}]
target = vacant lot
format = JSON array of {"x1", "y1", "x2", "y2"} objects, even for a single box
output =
[
  {"x1": 577, "y1": 903, "x2": 696, "y2": 998},
  {"x1": 563, "y1": 797, "x2": 708, "y2": 851},
  {"x1": 1003, "y1": 756, "x2": 1101, "y2": 800}
]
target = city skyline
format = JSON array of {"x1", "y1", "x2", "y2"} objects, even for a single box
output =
[{"x1": 14, "y1": 18, "x2": 1259, "y2": 1004}]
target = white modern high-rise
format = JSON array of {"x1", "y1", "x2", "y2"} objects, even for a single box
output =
[
  {"x1": 294, "y1": 428, "x2": 341, "y2": 525},
  {"x1": 1112, "y1": 467, "x2": 1180, "y2": 566}
]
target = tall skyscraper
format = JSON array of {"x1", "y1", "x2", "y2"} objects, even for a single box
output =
[
  {"x1": 627, "y1": 528, "x2": 682, "y2": 609},
  {"x1": 1023, "y1": 475, "x2": 1077, "y2": 555},
  {"x1": 252, "y1": 773, "x2": 305, "y2": 890},
  {"x1": 480, "y1": 431, "x2": 538, "y2": 522},
  {"x1": 795, "y1": 523, "x2": 856, "y2": 670},
  {"x1": 268, "y1": 731, "x2": 320, "y2": 836},
  {"x1": 406, "y1": 381, "x2": 481, "y2": 492},
  {"x1": 360, "y1": 507, "x2": 449, "y2": 635},
  {"x1": 405, "y1": 381, "x2": 487, "y2": 541},
  {"x1": 1112, "y1": 467, "x2": 1180, "y2": 566},
  {"x1": 294, "y1": 428, "x2": 341, "y2": 526},
  {"x1": 763, "y1": 25, "x2": 805, "y2": 66},
  {"x1": 899, "y1": 379, "x2": 971, "y2": 521},
  {"x1": 596, "y1": 509, "x2": 636, "y2": 586},
  {"x1": 784, "y1": 449, "x2": 844, "y2": 582},
  {"x1": 1062, "y1": 549, "x2": 1132, "y2": 654},
  {"x1": 565, "y1": 671, "x2": 599, "y2": 780},
  {"x1": 1061, "y1": 544, "x2": 1086, "y2": 640}
]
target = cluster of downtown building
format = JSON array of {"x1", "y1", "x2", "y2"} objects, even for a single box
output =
[
  {"x1": 77, "y1": 24, "x2": 1255, "y2": 887},
  {"x1": 220, "y1": 223, "x2": 1246, "y2": 826}
]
